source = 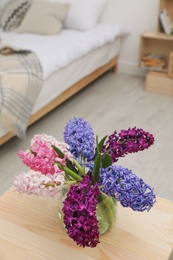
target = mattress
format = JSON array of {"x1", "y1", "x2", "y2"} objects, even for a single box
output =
[
  {"x1": 0, "y1": 23, "x2": 127, "y2": 79},
  {"x1": 0, "y1": 38, "x2": 121, "y2": 137}
]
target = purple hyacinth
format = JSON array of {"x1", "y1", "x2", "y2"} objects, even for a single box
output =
[
  {"x1": 98, "y1": 165, "x2": 156, "y2": 212},
  {"x1": 64, "y1": 117, "x2": 95, "y2": 161},
  {"x1": 103, "y1": 127, "x2": 154, "y2": 163},
  {"x1": 62, "y1": 175, "x2": 100, "y2": 248}
]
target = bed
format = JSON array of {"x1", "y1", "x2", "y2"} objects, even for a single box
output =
[{"x1": 0, "y1": 0, "x2": 128, "y2": 145}]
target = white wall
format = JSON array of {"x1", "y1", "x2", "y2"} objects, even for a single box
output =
[{"x1": 101, "y1": 0, "x2": 160, "y2": 76}]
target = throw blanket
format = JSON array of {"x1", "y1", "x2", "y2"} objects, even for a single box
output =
[{"x1": 0, "y1": 48, "x2": 43, "y2": 138}]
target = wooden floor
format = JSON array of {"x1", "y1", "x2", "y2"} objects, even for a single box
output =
[{"x1": 0, "y1": 72, "x2": 173, "y2": 201}]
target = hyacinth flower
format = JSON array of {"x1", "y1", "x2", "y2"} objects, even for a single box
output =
[
  {"x1": 98, "y1": 165, "x2": 156, "y2": 212},
  {"x1": 13, "y1": 170, "x2": 65, "y2": 197},
  {"x1": 15, "y1": 133, "x2": 85, "y2": 197},
  {"x1": 102, "y1": 127, "x2": 155, "y2": 163},
  {"x1": 64, "y1": 117, "x2": 95, "y2": 166},
  {"x1": 14, "y1": 117, "x2": 156, "y2": 248},
  {"x1": 62, "y1": 175, "x2": 100, "y2": 248},
  {"x1": 18, "y1": 133, "x2": 74, "y2": 175}
]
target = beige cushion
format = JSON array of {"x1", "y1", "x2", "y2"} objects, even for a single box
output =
[{"x1": 17, "y1": 1, "x2": 70, "y2": 35}]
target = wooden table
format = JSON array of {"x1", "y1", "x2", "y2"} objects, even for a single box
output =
[{"x1": 0, "y1": 188, "x2": 173, "y2": 260}]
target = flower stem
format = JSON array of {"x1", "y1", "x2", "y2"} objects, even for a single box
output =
[
  {"x1": 73, "y1": 159, "x2": 86, "y2": 176},
  {"x1": 44, "y1": 181, "x2": 61, "y2": 187},
  {"x1": 58, "y1": 163, "x2": 82, "y2": 181},
  {"x1": 64, "y1": 180, "x2": 76, "y2": 184}
]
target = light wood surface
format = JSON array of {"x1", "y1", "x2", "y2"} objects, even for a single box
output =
[
  {"x1": 0, "y1": 56, "x2": 118, "y2": 146},
  {"x1": 139, "y1": 32, "x2": 173, "y2": 72},
  {"x1": 145, "y1": 71, "x2": 173, "y2": 96},
  {"x1": 0, "y1": 188, "x2": 173, "y2": 260},
  {"x1": 139, "y1": 0, "x2": 173, "y2": 93},
  {"x1": 168, "y1": 52, "x2": 173, "y2": 78},
  {"x1": 141, "y1": 31, "x2": 173, "y2": 40}
]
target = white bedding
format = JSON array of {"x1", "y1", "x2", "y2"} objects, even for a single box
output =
[
  {"x1": 0, "y1": 39, "x2": 121, "y2": 138},
  {"x1": 0, "y1": 23, "x2": 127, "y2": 79}
]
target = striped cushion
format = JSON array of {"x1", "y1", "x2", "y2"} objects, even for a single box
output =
[
  {"x1": 1, "y1": 0, "x2": 31, "y2": 31},
  {"x1": 0, "y1": 0, "x2": 10, "y2": 27}
]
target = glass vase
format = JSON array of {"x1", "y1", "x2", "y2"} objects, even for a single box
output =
[{"x1": 57, "y1": 185, "x2": 117, "y2": 235}]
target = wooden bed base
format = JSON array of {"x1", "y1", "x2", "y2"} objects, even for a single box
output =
[{"x1": 0, "y1": 56, "x2": 118, "y2": 146}]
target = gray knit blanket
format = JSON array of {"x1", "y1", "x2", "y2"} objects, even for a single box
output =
[{"x1": 0, "y1": 48, "x2": 43, "y2": 138}]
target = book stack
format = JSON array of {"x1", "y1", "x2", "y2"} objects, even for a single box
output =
[{"x1": 141, "y1": 53, "x2": 167, "y2": 71}]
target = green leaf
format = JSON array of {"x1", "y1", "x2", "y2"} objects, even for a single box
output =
[
  {"x1": 57, "y1": 163, "x2": 82, "y2": 181},
  {"x1": 52, "y1": 145, "x2": 64, "y2": 159},
  {"x1": 98, "y1": 135, "x2": 107, "y2": 152},
  {"x1": 102, "y1": 153, "x2": 112, "y2": 168},
  {"x1": 65, "y1": 158, "x2": 79, "y2": 174},
  {"x1": 92, "y1": 153, "x2": 101, "y2": 184},
  {"x1": 73, "y1": 159, "x2": 86, "y2": 176},
  {"x1": 94, "y1": 135, "x2": 107, "y2": 159},
  {"x1": 96, "y1": 135, "x2": 99, "y2": 150},
  {"x1": 94, "y1": 136, "x2": 99, "y2": 158}
]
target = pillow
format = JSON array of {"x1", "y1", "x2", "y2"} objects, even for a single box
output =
[
  {"x1": 0, "y1": 0, "x2": 10, "y2": 27},
  {"x1": 16, "y1": 1, "x2": 70, "y2": 35},
  {"x1": 1, "y1": 0, "x2": 31, "y2": 31},
  {"x1": 49, "y1": 0, "x2": 107, "y2": 31}
]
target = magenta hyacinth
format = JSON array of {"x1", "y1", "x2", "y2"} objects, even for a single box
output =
[
  {"x1": 62, "y1": 175, "x2": 100, "y2": 248},
  {"x1": 103, "y1": 127, "x2": 154, "y2": 162}
]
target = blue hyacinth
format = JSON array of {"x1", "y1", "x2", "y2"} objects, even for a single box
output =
[
  {"x1": 64, "y1": 117, "x2": 95, "y2": 162},
  {"x1": 98, "y1": 165, "x2": 156, "y2": 212}
]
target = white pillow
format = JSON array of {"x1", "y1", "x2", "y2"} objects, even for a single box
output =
[{"x1": 49, "y1": 0, "x2": 107, "y2": 31}]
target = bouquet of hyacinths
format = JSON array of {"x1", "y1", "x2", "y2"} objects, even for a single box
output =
[{"x1": 14, "y1": 117, "x2": 156, "y2": 248}]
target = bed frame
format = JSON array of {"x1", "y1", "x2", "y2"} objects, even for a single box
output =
[{"x1": 0, "y1": 56, "x2": 118, "y2": 146}]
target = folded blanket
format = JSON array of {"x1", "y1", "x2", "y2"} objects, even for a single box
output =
[{"x1": 0, "y1": 48, "x2": 43, "y2": 138}]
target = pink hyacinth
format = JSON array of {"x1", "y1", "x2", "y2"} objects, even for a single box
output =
[
  {"x1": 13, "y1": 170, "x2": 65, "y2": 197},
  {"x1": 18, "y1": 133, "x2": 73, "y2": 175}
]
